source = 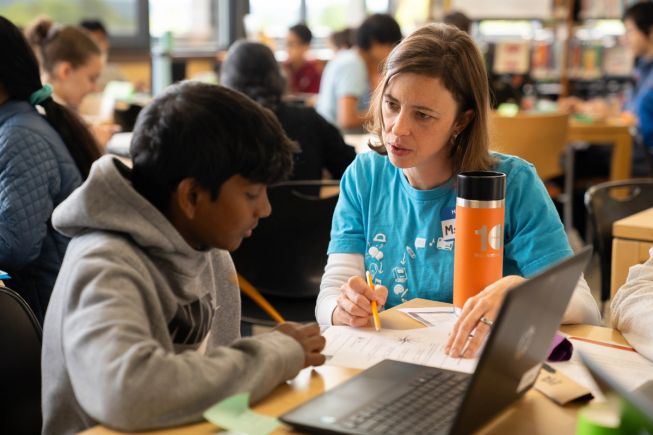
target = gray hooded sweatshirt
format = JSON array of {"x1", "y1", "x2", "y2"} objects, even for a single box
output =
[{"x1": 41, "y1": 156, "x2": 305, "y2": 434}]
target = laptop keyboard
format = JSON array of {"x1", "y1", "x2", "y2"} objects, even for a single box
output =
[{"x1": 339, "y1": 370, "x2": 469, "y2": 435}]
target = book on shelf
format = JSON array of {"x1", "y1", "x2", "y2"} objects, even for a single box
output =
[
  {"x1": 493, "y1": 41, "x2": 530, "y2": 75},
  {"x1": 531, "y1": 41, "x2": 563, "y2": 80},
  {"x1": 603, "y1": 45, "x2": 634, "y2": 77},
  {"x1": 580, "y1": 0, "x2": 624, "y2": 19}
]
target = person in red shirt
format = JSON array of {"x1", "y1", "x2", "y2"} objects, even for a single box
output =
[{"x1": 284, "y1": 23, "x2": 321, "y2": 95}]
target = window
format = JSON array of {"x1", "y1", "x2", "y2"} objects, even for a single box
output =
[
  {"x1": 0, "y1": 0, "x2": 149, "y2": 53},
  {"x1": 306, "y1": 0, "x2": 353, "y2": 36},
  {"x1": 247, "y1": 0, "x2": 302, "y2": 42},
  {"x1": 149, "y1": 0, "x2": 213, "y2": 40},
  {"x1": 246, "y1": 0, "x2": 391, "y2": 59}
]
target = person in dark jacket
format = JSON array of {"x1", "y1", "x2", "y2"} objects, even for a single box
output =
[
  {"x1": 221, "y1": 40, "x2": 356, "y2": 182},
  {"x1": 0, "y1": 15, "x2": 102, "y2": 323}
]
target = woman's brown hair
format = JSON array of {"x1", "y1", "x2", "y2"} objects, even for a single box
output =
[
  {"x1": 366, "y1": 23, "x2": 495, "y2": 175},
  {"x1": 25, "y1": 17, "x2": 101, "y2": 75}
]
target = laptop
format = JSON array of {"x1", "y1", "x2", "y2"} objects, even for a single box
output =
[
  {"x1": 280, "y1": 246, "x2": 593, "y2": 435},
  {"x1": 579, "y1": 352, "x2": 653, "y2": 432}
]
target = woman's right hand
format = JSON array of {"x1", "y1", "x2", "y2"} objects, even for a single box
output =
[{"x1": 332, "y1": 276, "x2": 388, "y2": 327}]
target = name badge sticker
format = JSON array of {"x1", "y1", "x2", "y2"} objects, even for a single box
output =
[{"x1": 440, "y1": 206, "x2": 456, "y2": 241}]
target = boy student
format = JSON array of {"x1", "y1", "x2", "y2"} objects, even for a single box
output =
[{"x1": 41, "y1": 81, "x2": 326, "y2": 434}]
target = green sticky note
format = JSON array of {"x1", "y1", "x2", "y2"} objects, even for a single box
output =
[{"x1": 203, "y1": 393, "x2": 279, "y2": 435}]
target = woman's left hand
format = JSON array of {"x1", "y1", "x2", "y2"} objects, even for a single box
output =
[{"x1": 445, "y1": 275, "x2": 526, "y2": 358}]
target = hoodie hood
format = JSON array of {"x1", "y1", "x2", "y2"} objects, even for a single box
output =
[{"x1": 53, "y1": 155, "x2": 209, "y2": 279}]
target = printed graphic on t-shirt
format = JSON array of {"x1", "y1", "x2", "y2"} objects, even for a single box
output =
[
  {"x1": 367, "y1": 232, "x2": 386, "y2": 278},
  {"x1": 391, "y1": 265, "x2": 409, "y2": 299},
  {"x1": 366, "y1": 203, "x2": 461, "y2": 304}
]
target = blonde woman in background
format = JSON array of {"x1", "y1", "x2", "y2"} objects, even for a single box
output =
[{"x1": 26, "y1": 17, "x2": 118, "y2": 147}]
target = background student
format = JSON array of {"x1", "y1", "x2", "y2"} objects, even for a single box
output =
[
  {"x1": 221, "y1": 40, "x2": 355, "y2": 182},
  {"x1": 622, "y1": 2, "x2": 653, "y2": 157},
  {"x1": 25, "y1": 16, "x2": 118, "y2": 148},
  {"x1": 41, "y1": 81, "x2": 325, "y2": 434},
  {"x1": 0, "y1": 15, "x2": 102, "y2": 323},
  {"x1": 284, "y1": 23, "x2": 322, "y2": 95},
  {"x1": 328, "y1": 27, "x2": 354, "y2": 52},
  {"x1": 317, "y1": 13, "x2": 402, "y2": 130},
  {"x1": 25, "y1": 17, "x2": 103, "y2": 111},
  {"x1": 79, "y1": 18, "x2": 126, "y2": 90},
  {"x1": 443, "y1": 10, "x2": 472, "y2": 33},
  {"x1": 315, "y1": 23, "x2": 601, "y2": 358},
  {"x1": 559, "y1": 2, "x2": 653, "y2": 176}
]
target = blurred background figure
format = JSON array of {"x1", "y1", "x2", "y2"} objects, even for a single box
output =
[
  {"x1": 79, "y1": 18, "x2": 126, "y2": 90},
  {"x1": 557, "y1": 1, "x2": 653, "y2": 177},
  {"x1": 25, "y1": 17, "x2": 103, "y2": 111},
  {"x1": 222, "y1": 40, "x2": 355, "y2": 183},
  {"x1": 317, "y1": 13, "x2": 402, "y2": 130},
  {"x1": 26, "y1": 17, "x2": 118, "y2": 148},
  {"x1": 622, "y1": 1, "x2": 653, "y2": 158},
  {"x1": 328, "y1": 27, "x2": 354, "y2": 52},
  {"x1": 284, "y1": 23, "x2": 322, "y2": 95},
  {"x1": 443, "y1": 10, "x2": 472, "y2": 34},
  {"x1": 79, "y1": 18, "x2": 109, "y2": 53},
  {"x1": 0, "y1": 15, "x2": 102, "y2": 323}
]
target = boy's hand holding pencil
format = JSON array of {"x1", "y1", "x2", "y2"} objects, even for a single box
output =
[
  {"x1": 331, "y1": 273, "x2": 387, "y2": 328},
  {"x1": 275, "y1": 322, "x2": 326, "y2": 368}
]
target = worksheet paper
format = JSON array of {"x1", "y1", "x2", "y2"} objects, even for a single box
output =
[
  {"x1": 550, "y1": 337, "x2": 653, "y2": 400},
  {"x1": 323, "y1": 326, "x2": 477, "y2": 374},
  {"x1": 397, "y1": 307, "x2": 457, "y2": 327}
]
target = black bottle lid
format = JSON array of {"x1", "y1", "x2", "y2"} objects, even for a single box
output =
[{"x1": 457, "y1": 171, "x2": 506, "y2": 201}]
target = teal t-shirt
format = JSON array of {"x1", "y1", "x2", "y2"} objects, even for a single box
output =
[{"x1": 328, "y1": 151, "x2": 573, "y2": 308}]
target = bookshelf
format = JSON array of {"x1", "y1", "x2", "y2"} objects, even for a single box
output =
[{"x1": 455, "y1": 0, "x2": 633, "y2": 103}]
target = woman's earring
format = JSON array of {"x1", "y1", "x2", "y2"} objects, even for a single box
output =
[{"x1": 450, "y1": 133, "x2": 458, "y2": 144}]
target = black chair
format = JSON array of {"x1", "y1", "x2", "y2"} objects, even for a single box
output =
[
  {"x1": 584, "y1": 179, "x2": 653, "y2": 310},
  {"x1": 231, "y1": 180, "x2": 340, "y2": 334},
  {"x1": 0, "y1": 285, "x2": 43, "y2": 434}
]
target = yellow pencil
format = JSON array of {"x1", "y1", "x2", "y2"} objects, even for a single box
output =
[
  {"x1": 366, "y1": 271, "x2": 381, "y2": 331},
  {"x1": 238, "y1": 273, "x2": 285, "y2": 324}
]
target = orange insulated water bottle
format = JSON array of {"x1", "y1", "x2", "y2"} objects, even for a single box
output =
[{"x1": 453, "y1": 171, "x2": 506, "y2": 310}]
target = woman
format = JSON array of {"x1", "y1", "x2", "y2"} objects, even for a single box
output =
[
  {"x1": 26, "y1": 17, "x2": 119, "y2": 147},
  {"x1": 25, "y1": 17, "x2": 103, "y2": 111},
  {"x1": 0, "y1": 16, "x2": 102, "y2": 323},
  {"x1": 221, "y1": 40, "x2": 355, "y2": 182},
  {"x1": 315, "y1": 24, "x2": 601, "y2": 358}
]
